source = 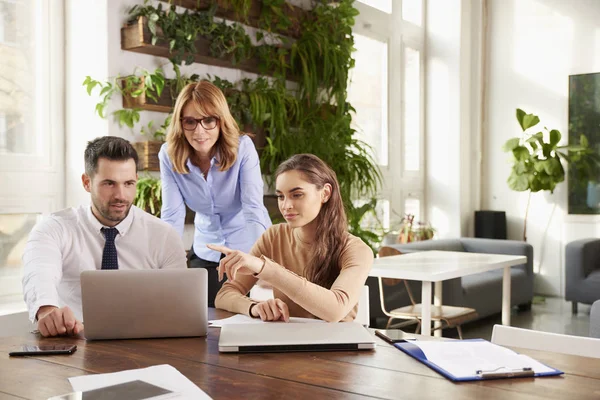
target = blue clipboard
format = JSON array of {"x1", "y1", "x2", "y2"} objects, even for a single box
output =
[{"x1": 394, "y1": 339, "x2": 564, "y2": 382}]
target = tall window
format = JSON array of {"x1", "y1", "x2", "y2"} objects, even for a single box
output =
[
  {"x1": 348, "y1": 33, "x2": 388, "y2": 167},
  {"x1": 0, "y1": 0, "x2": 36, "y2": 155},
  {"x1": 0, "y1": 0, "x2": 64, "y2": 311},
  {"x1": 351, "y1": 0, "x2": 425, "y2": 234}
]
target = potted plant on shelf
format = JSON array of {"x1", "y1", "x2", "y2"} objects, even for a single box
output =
[{"x1": 397, "y1": 214, "x2": 435, "y2": 244}]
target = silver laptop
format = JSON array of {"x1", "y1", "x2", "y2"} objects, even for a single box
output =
[
  {"x1": 219, "y1": 321, "x2": 376, "y2": 353},
  {"x1": 81, "y1": 269, "x2": 207, "y2": 340}
]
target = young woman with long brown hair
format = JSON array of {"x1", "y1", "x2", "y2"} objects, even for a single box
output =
[
  {"x1": 159, "y1": 81, "x2": 271, "y2": 307},
  {"x1": 210, "y1": 154, "x2": 373, "y2": 322}
]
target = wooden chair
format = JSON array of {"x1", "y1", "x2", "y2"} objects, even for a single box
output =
[
  {"x1": 492, "y1": 324, "x2": 600, "y2": 358},
  {"x1": 377, "y1": 246, "x2": 478, "y2": 339}
]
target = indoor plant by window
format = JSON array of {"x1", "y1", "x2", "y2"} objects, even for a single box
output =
[
  {"x1": 396, "y1": 214, "x2": 436, "y2": 244},
  {"x1": 502, "y1": 108, "x2": 595, "y2": 241}
]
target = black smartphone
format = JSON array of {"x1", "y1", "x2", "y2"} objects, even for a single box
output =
[
  {"x1": 9, "y1": 344, "x2": 77, "y2": 356},
  {"x1": 374, "y1": 329, "x2": 414, "y2": 344}
]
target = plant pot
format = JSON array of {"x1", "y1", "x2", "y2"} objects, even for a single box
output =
[
  {"x1": 122, "y1": 76, "x2": 174, "y2": 113},
  {"x1": 133, "y1": 140, "x2": 163, "y2": 171}
]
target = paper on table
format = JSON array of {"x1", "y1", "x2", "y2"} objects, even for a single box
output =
[
  {"x1": 209, "y1": 314, "x2": 326, "y2": 327},
  {"x1": 69, "y1": 364, "x2": 211, "y2": 400},
  {"x1": 412, "y1": 341, "x2": 555, "y2": 378}
]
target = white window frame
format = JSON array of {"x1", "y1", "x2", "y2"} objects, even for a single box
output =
[
  {"x1": 353, "y1": 0, "x2": 426, "y2": 230},
  {"x1": 0, "y1": 0, "x2": 65, "y2": 214}
]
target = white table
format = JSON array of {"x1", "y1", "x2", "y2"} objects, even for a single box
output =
[{"x1": 369, "y1": 251, "x2": 527, "y2": 336}]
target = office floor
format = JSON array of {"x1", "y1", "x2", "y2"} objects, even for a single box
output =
[{"x1": 455, "y1": 297, "x2": 592, "y2": 340}]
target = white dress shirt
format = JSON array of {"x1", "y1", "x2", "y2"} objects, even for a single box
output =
[{"x1": 22, "y1": 204, "x2": 187, "y2": 322}]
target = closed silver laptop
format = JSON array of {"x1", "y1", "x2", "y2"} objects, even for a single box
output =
[
  {"x1": 219, "y1": 321, "x2": 376, "y2": 353},
  {"x1": 81, "y1": 269, "x2": 207, "y2": 340}
]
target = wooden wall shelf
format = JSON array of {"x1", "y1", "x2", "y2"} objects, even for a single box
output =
[
  {"x1": 133, "y1": 140, "x2": 163, "y2": 171},
  {"x1": 161, "y1": 0, "x2": 306, "y2": 39},
  {"x1": 122, "y1": 77, "x2": 173, "y2": 113},
  {"x1": 121, "y1": 17, "x2": 294, "y2": 81}
]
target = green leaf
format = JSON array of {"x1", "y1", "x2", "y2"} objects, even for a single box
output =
[
  {"x1": 516, "y1": 108, "x2": 540, "y2": 131},
  {"x1": 99, "y1": 85, "x2": 112, "y2": 97},
  {"x1": 95, "y1": 103, "x2": 106, "y2": 118},
  {"x1": 580, "y1": 134, "x2": 589, "y2": 148},
  {"x1": 507, "y1": 173, "x2": 529, "y2": 191},
  {"x1": 512, "y1": 146, "x2": 530, "y2": 161},
  {"x1": 543, "y1": 158, "x2": 562, "y2": 176},
  {"x1": 549, "y1": 129, "x2": 561, "y2": 147},
  {"x1": 85, "y1": 81, "x2": 99, "y2": 96},
  {"x1": 533, "y1": 160, "x2": 546, "y2": 173},
  {"x1": 514, "y1": 161, "x2": 527, "y2": 174},
  {"x1": 502, "y1": 138, "x2": 520, "y2": 152}
]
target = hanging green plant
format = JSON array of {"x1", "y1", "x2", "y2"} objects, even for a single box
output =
[
  {"x1": 82, "y1": 67, "x2": 165, "y2": 134},
  {"x1": 128, "y1": 2, "x2": 253, "y2": 66}
]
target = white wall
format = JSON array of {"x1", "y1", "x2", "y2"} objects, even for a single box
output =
[
  {"x1": 483, "y1": 0, "x2": 600, "y2": 295},
  {"x1": 65, "y1": 0, "x2": 109, "y2": 207}
]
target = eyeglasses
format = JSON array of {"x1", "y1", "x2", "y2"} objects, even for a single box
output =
[{"x1": 180, "y1": 116, "x2": 219, "y2": 131}]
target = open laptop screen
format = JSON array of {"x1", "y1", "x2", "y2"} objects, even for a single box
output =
[{"x1": 81, "y1": 269, "x2": 208, "y2": 340}]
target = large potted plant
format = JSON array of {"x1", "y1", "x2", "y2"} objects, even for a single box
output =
[{"x1": 502, "y1": 108, "x2": 594, "y2": 241}]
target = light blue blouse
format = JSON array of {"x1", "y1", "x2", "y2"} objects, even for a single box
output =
[{"x1": 159, "y1": 135, "x2": 271, "y2": 262}]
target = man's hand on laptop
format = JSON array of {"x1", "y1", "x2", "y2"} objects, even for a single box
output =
[
  {"x1": 207, "y1": 244, "x2": 265, "y2": 281},
  {"x1": 250, "y1": 299, "x2": 290, "y2": 322},
  {"x1": 36, "y1": 306, "x2": 84, "y2": 337}
]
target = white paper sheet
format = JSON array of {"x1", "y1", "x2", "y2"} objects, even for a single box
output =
[
  {"x1": 413, "y1": 341, "x2": 555, "y2": 378},
  {"x1": 69, "y1": 364, "x2": 211, "y2": 400},
  {"x1": 209, "y1": 314, "x2": 326, "y2": 327}
]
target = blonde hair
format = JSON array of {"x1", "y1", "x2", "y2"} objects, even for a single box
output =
[{"x1": 166, "y1": 81, "x2": 242, "y2": 174}]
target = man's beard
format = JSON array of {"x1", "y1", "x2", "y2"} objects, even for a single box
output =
[{"x1": 92, "y1": 196, "x2": 132, "y2": 223}]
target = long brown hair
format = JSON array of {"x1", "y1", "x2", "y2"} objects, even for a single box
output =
[
  {"x1": 166, "y1": 81, "x2": 242, "y2": 173},
  {"x1": 276, "y1": 154, "x2": 348, "y2": 289}
]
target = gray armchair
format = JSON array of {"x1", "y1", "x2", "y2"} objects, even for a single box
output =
[
  {"x1": 591, "y1": 300, "x2": 600, "y2": 339},
  {"x1": 366, "y1": 238, "x2": 534, "y2": 328},
  {"x1": 565, "y1": 238, "x2": 600, "y2": 313}
]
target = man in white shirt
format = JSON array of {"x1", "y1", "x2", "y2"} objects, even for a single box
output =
[{"x1": 22, "y1": 136, "x2": 187, "y2": 337}]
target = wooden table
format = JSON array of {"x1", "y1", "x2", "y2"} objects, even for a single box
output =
[
  {"x1": 370, "y1": 251, "x2": 527, "y2": 336},
  {"x1": 1, "y1": 309, "x2": 599, "y2": 400}
]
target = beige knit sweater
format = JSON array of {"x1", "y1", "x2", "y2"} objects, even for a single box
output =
[{"x1": 215, "y1": 223, "x2": 374, "y2": 322}]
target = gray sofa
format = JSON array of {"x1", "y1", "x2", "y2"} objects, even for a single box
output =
[
  {"x1": 565, "y1": 238, "x2": 600, "y2": 313},
  {"x1": 367, "y1": 238, "x2": 534, "y2": 327},
  {"x1": 591, "y1": 300, "x2": 600, "y2": 339}
]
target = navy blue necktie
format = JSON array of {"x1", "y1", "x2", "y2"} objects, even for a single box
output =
[{"x1": 101, "y1": 227, "x2": 119, "y2": 270}]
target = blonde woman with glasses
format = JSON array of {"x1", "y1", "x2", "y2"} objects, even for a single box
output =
[{"x1": 159, "y1": 81, "x2": 271, "y2": 307}]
